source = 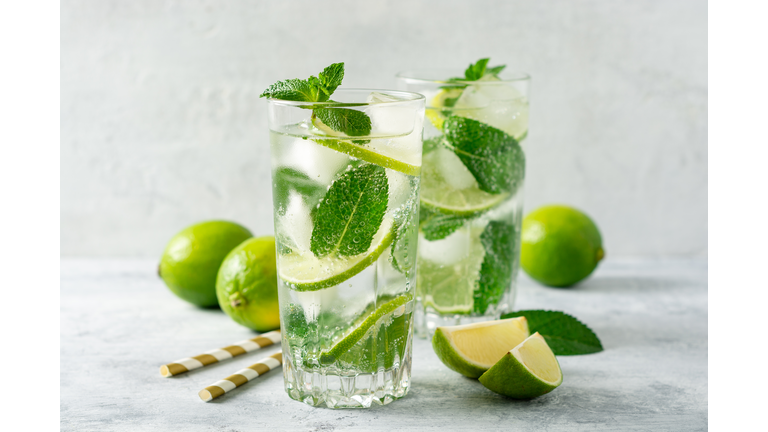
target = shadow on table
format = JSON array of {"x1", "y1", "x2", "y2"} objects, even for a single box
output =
[{"x1": 557, "y1": 275, "x2": 700, "y2": 294}]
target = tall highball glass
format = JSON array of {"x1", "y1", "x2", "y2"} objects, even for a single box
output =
[
  {"x1": 397, "y1": 71, "x2": 530, "y2": 337},
  {"x1": 266, "y1": 89, "x2": 425, "y2": 408}
]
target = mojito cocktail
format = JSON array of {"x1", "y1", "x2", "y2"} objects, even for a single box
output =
[
  {"x1": 264, "y1": 65, "x2": 425, "y2": 408},
  {"x1": 398, "y1": 59, "x2": 530, "y2": 337}
]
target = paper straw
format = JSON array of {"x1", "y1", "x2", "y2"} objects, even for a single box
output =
[
  {"x1": 160, "y1": 330, "x2": 281, "y2": 377},
  {"x1": 198, "y1": 352, "x2": 283, "y2": 402}
]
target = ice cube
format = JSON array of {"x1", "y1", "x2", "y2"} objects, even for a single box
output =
[
  {"x1": 434, "y1": 146, "x2": 477, "y2": 190},
  {"x1": 276, "y1": 190, "x2": 313, "y2": 253},
  {"x1": 418, "y1": 226, "x2": 472, "y2": 265},
  {"x1": 365, "y1": 92, "x2": 417, "y2": 138},
  {"x1": 279, "y1": 137, "x2": 349, "y2": 185},
  {"x1": 453, "y1": 77, "x2": 528, "y2": 138}
]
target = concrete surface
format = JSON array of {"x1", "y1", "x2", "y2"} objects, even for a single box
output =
[
  {"x1": 60, "y1": 258, "x2": 707, "y2": 431},
  {"x1": 61, "y1": 0, "x2": 707, "y2": 258}
]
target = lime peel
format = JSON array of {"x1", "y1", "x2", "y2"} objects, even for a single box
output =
[
  {"x1": 313, "y1": 138, "x2": 421, "y2": 177},
  {"x1": 479, "y1": 332, "x2": 563, "y2": 399},
  {"x1": 320, "y1": 293, "x2": 413, "y2": 365},
  {"x1": 431, "y1": 317, "x2": 529, "y2": 378},
  {"x1": 278, "y1": 220, "x2": 395, "y2": 292}
]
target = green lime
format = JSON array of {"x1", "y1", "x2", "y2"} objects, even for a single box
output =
[
  {"x1": 216, "y1": 236, "x2": 280, "y2": 332},
  {"x1": 159, "y1": 221, "x2": 253, "y2": 307},
  {"x1": 432, "y1": 317, "x2": 529, "y2": 378},
  {"x1": 278, "y1": 218, "x2": 395, "y2": 292},
  {"x1": 319, "y1": 293, "x2": 413, "y2": 365},
  {"x1": 312, "y1": 138, "x2": 420, "y2": 177},
  {"x1": 479, "y1": 332, "x2": 563, "y2": 399},
  {"x1": 521, "y1": 205, "x2": 604, "y2": 287}
]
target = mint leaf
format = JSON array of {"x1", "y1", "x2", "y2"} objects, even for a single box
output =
[
  {"x1": 259, "y1": 78, "x2": 318, "y2": 102},
  {"x1": 486, "y1": 64, "x2": 506, "y2": 76},
  {"x1": 419, "y1": 206, "x2": 471, "y2": 241},
  {"x1": 391, "y1": 209, "x2": 417, "y2": 273},
  {"x1": 465, "y1": 58, "x2": 490, "y2": 81},
  {"x1": 443, "y1": 116, "x2": 525, "y2": 195},
  {"x1": 310, "y1": 164, "x2": 388, "y2": 257},
  {"x1": 314, "y1": 107, "x2": 372, "y2": 137},
  {"x1": 474, "y1": 221, "x2": 516, "y2": 314},
  {"x1": 423, "y1": 136, "x2": 444, "y2": 154},
  {"x1": 318, "y1": 63, "x2": 345, "y2": 96},
  {"x1": 500, "y1": 310, "x2": 604, "y2": 355},
  {"x1": 272, "y1": 167, "x2": 327, "y2": 212}
]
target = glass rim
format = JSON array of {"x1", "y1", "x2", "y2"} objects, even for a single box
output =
[
  {"x1": 396, "y1": 69, "x2": 531, "y2": 85},
  {"x1": 265, "y1": 88, "x2": 425, "y2": 108}
]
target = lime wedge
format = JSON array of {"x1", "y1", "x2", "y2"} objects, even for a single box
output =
[
  {"x1": 479, "y1": 332, "x2": 563, "y2": 399},
  {"x1": 320, "y1": 293, "x2": 413, "y2": 365},
  {"x1": 278, "y1": 218, "x2": 395, "y2": 292},
  {"x1": 426, "y1": 88, "x2": 463, "y2": 130},
  {"x1": 420, "y1": 148, "x2": 509, "y2": 216},
  {"x1": 432, "y1": 317, "x2": 530, "y2": 378}
]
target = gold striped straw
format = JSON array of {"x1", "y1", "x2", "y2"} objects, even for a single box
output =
[
  {"x1": 198, "y1": 352, "x2": 283, "y2": 402},
  {"x1": 160, "y1": 330, "x2": 281, "y2": 377}
]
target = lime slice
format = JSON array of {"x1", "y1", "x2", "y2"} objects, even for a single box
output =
[
  {"x1": 278, "y1": 218, "x2": 395, "y2": 292},
  {"x1": 432, "y1": 317, "x2": 530, "y2": 378},
  {"x1": 319, "y1": 293, "x2": 413, "y2": 365},
  {"x1": 426, "y1": 88, "x2": 463, "y2": 130},
  {"x1": 479, "y1": 332, "x2": 563, "y2": 399},
  {"x1": 417, "y1": 227, "x2": 485, "y2": 314},
  {"x1": 420, "y1": 148, "x2": 509, "y2": 216}
]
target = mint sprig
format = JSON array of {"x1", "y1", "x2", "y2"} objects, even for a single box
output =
[
  {"x1": 500, "y1": 310, "x2": 604, "y2": 355},
  {"x1": 309, "y1": 164, "x2": 388, "y2": 257},
  {"x1": 444, "y1": 57, "x2": 507, "y2": 86},
  {"x1": 443, "y1": 116, "x2": 525, "y2": 195},
  {"x1": 260, "y1": 62, "x2": 371, "y2": 137},
  {"x1": 419, "y1": 206, "x2": 472, "y2": 241}
]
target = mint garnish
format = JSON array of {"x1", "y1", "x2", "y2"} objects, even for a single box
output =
[
  {"x1": 443, "y1": 116, "x2": 525, "y2": 195},
  {"x1": 314, "y1": 107, "x2": 372, "y2": 137},
  {"x1": 443, "y1": 57, "x2": 506, "y2": 88},
  {"x1": 309, "y1": 164, "x2": 388, "y2": 257},
  {"x1": 260, "y1": 62, "x2": 371, "y2": 137},
  {"x1": 419, "y1": 206, "x2": 472, "y2": 241},
  {"x1": 474, "y1": 221, "x2": 516, "y2": 314},
  {"x1": 391, "y1": 209, "x2": 416, "y2": 273},
  {"x1": 500, "y1": 310, "x2": 604, "y2": 355}
]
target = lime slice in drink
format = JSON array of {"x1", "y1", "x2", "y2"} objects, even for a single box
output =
[
  {"x1": 420, "y1": 147, "x2": 509, "y2": 216},
  {"x1": 479, "y1": 332, "x2": 563, "y2": 399},
  {"x1": 426, "y1": 88, "x2": 463, "y2": 131},
  {"x1": 319, "y1": 293, "x2": 413, "y2": 365},
  {"x1": 432, "y1": 317, "x2": 530, "y2": 378},
  {"x1": 278, "y1": 218, "x2": 395, "y2": 292},
  {"x1": 417, "y1": 226, "x2": 485, "y2": 314}
]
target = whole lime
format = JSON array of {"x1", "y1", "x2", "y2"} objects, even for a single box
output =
[
  {"x1": 216, "y1": 236, "x2": 280, "y2": 332},
  {"x1": 521, "y1": 205, "x2": 604, "y2": 287},
  {"x1": 159, "y1": 221, "x2": 253, "y2": 307}
]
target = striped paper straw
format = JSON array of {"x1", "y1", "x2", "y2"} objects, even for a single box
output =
[
  {"x1": 160, "y1": 330, "x2": 281, "y2": 377},
  {"x1": 198, "y1": 352, "x2": 283, "y2": 402}
]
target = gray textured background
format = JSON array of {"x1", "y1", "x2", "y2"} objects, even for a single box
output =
[{"x1": 61, "y1": 0, "x2": 707, "y2": 257}]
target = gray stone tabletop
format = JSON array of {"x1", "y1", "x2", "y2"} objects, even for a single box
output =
[{"x1": 61, "y1": 258, "x2": 707, "y2": 431}]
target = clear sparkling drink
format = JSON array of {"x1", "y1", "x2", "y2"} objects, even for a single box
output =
[
  {"x1": 266, "y1": 90, "x2": 425, "y2": 408},
  {"x1": 398, "y1": 66, "x2": 530, "y2": 337}
]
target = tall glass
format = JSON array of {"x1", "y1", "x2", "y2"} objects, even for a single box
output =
[
  {"x1": 397, "y1": 71, "x2": 530, "y2": 337},
  {"x1": 266, "y1": 89, "x2": 425, "y2": 408}
]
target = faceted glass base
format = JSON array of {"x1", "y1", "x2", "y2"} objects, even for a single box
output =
[{"x1": 282, "y1": 344, "x2": 412, "y2": 409}]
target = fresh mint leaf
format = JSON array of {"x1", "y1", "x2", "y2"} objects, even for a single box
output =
[
  {"x1": 310, "y1": 164, "x2": 388, "y2": 257},
  {"x1": 419, "y1": 206, "x2": 471, "y2": 241},
  {"x1": 465, "y1": 58, "x2": 490, "y2": 81},
  {"x1": 391, "y1": 208, "x2": 417, "y2": 273},
  {"x1": 500, "y1": 310, "x2": 604, "y2": 355},
  {"x1": 314, "y1": 107, "x2": 372, "y2": 137},
  {"x1": 259, "y1": 78, "x2": 318, "y2": 102},
  {"x1": 318, "y1": 62, "x2": 345, "y2": 96},
  {"x1": 486, "y1": 64, "x2": 506, "y2": 76},
  {"x1": 443, "y1": 116, "x2": 525, "y2": 195},
  {"x1": 260, "y1": 62, "x2": 345, "y2": 103},
  {"x1": 422, "y1": 136, "x2": 444, "y2": 154},
  {"x1": 474, "y1": 221, "x2": 516, "y2": 314}
]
